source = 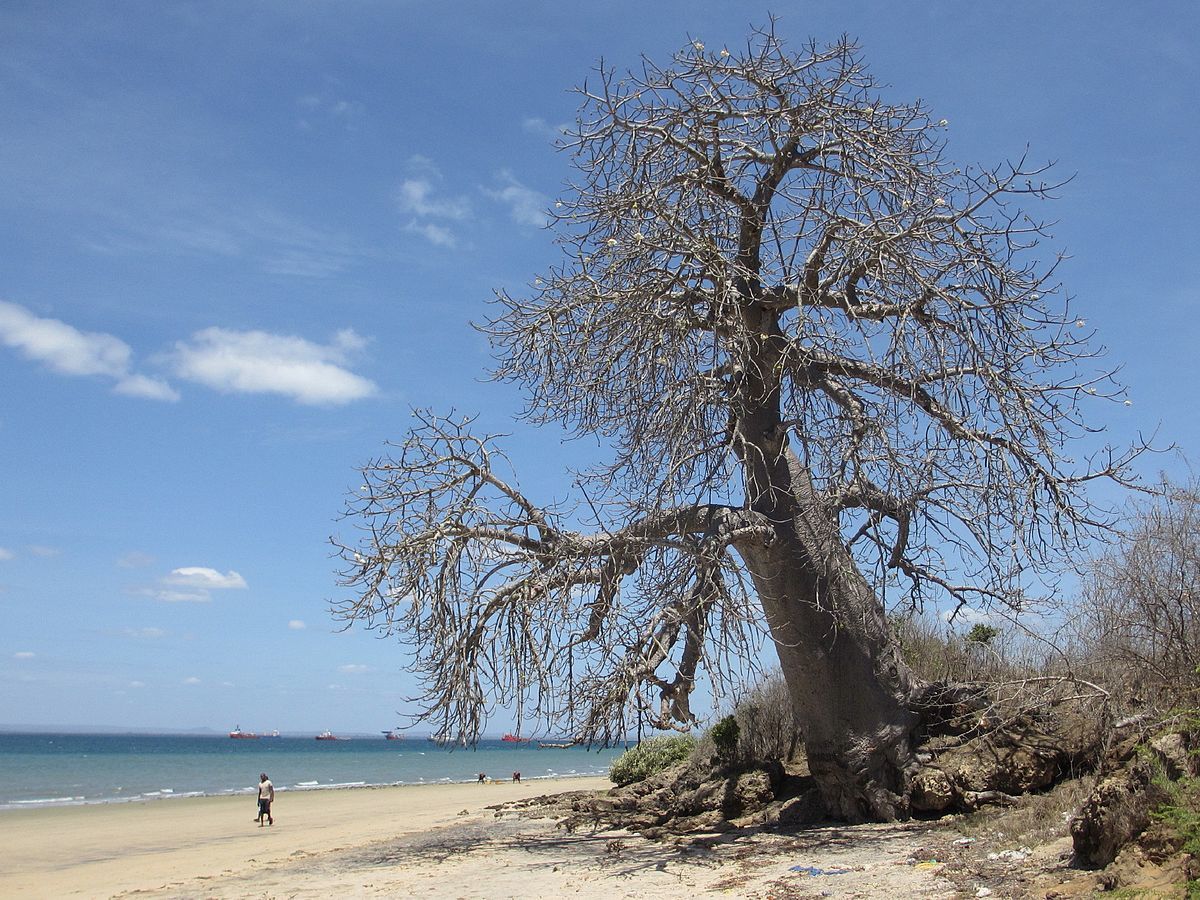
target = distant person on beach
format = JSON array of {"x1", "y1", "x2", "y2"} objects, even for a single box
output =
[
  {"x1": 477, "y1": 772, "x2": 486, "y2": 783},
  {"x1": 256, "y1": 773, "x2": 274, "y2": 826},
  {"x1": 512, "y1": 771, "x2": 521, "y2": 783}
]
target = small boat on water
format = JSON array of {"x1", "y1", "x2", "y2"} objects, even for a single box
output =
[
  {"x1": 501, "y1": 733, "x2": 531, "y2": 743},
  {"x1": 537, "y1": 741, "x2": 576, "y2": 750},
  {"x1": 263, "y1": 730, "x2": 281, "y2": 738},
  {"x1": 315, "y1": 730, "x2": 343, "y2": 741},
  {"x1": 229, "y1": 725, "x2": 258, "y2": 739},
  {"x1": 382, "y1": 730, "x2": 404, "y2": 741}
]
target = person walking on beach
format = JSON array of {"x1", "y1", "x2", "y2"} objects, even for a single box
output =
[{"x1": 256, "y1": 773, "x2": 274, "y2": 826}]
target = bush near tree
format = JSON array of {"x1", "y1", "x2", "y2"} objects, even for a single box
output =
[{"x1": 609, "y1": 735, "x2": 697, "y2": 787}]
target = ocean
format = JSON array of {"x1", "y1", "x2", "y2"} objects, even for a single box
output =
[{"x1": 0, "y1": 732, "x2": 624, "y2": 811}]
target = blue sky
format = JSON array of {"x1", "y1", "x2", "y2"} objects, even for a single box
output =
[{"x1": 1, "y1": 2, "x2": 1196, "y2": 734}]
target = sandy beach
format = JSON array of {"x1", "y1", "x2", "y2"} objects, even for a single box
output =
[
  {"x1": 0, "y1": 778, "x2": 603, "y2": 898},
  {"x1": 0, "y1": 775, "x2": 1002, "y2": 899}
]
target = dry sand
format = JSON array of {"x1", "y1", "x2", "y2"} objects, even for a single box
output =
[{"x1": 0, "y1": 778, "x2": 1001, "y2": 898}]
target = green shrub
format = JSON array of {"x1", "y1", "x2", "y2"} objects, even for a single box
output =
[
  {"x1": 608, "y1": 734, "x2": 695, "y2": 786},
  {"x1": 711, "y1": 715, "x2": 740, "y2": 761},
  {"x1": 966, "y1": 623, "x2": 1000, "y2": 646}
]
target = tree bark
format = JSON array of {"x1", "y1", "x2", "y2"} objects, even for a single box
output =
[{"x1": 736, "y1": 417, "x2": 921, "y2": 821}]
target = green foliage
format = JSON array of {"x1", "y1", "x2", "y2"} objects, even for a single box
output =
[
  {"x1": 1152, "y1": 773, "x2": 1200, "y2": 898},
  {"x1": 1151, "y1": 774, "x2": 1200, "y2": 858},
  {"x1": 608, "y1": 734, "x2": 696, "y2": 786},
  {"x1": 710, "y1": 715, "x2": 740, "y2": 760},
  {"x1": 966, "y1": 623, "x2": 1000, "y2": 646}
]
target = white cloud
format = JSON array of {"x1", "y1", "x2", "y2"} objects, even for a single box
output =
[
  {"x1": 338, "y1": 663, "x2": 368, "y2": 674},
  {"x1": 136, "y1": 566, "x2": 246, "y2": 603},
  {"x1": 14, "y1": 651, "x2": 35, "y2": 659},
  {"x1": 396, "y1": 178, "x2": 470, "y2": 221},
  {"x1": 288, "y1": 619, "x2": 307, "y2": 630},
  {"x1": 522, "y1": 117, "x2": 570, "y2": 140},
  {"x1": 27, "y1": 545, "x2": 60, "y2": 558},
  {"x1": 171, "y1": 327, "x2": 377, "y2": 406},
  {"x1": 0, "y1": 300, "x2": 179, "y2": 401},
  {"x1": 129, "y1": 680, "x2": 145, "y2": 688},
  {"x1": 0, "y1": 547, "x2": 13, "y2": 561},
  {"x1": 165, "y1": 567, "x2": 248, "y2": 590},
  {"x1": 183, "y1": 676, "x2": 201, "y2": 685},
  {"x1": 395, "y1": 158, "x2": 472, "y2": 248},
  {"x1": 115, "y1": 373, "x2": 180, "y2": 402},
  {"x1": 484, "y1": 171, "x2": 550, "y2": 228}
]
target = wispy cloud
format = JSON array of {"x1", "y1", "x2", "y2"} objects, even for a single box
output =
[
  {"x1": 396, "y1": 178, "x2": 470, "y2": 220},
  {"x1": 484, "y1": 171, "x2": 550, "y2": 228},
  {"x1": 404, "y1": 221, "x2": 457, "y2": 248},
  {"x1": 295, "y1": 90, "x2": 364, "y2": 131},
  {"x1": 0, "y1": 547, "x2": 13, "y2": 561},
  {"x1": 522, "y1": 116, "x2": 570, "y2": 141},
  {"x1": 149, "y1": 589, "x2": 211, "y2": 603},
  {"x1": 288, "y1": 619, "x2": 307, "y2": 630},
  {"x1": 14, "y1": 651, "x2": 35, "y2": 659},
  {"x1": 0, "y1": 301, "x2": 179, "y2": 401},
  {"x1": 117, "y1": 551, "x2": 156, "y2": 569},
  {"x1": 171, "y1": 327, "x2": 377, "y2": 405},
  {"x1": 183, "y1": 676, "x2": 201, "y2": 685},
  {"x1": 82, "y1": 205, "x2": 371, "y2": 280},
  {"x1": 396, "y1": 157, "x2": 470, "y2": 247},
  {"x1": 338, "y1": 663, "x2": 368, "y2": 674},
  {"x1": 27, "y1": 545, "x2": 61, "y2": 558}
]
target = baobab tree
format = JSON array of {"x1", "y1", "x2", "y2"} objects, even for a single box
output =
[{"x1": 335, "y1": 26, "x2": 1145, "y2": 821}]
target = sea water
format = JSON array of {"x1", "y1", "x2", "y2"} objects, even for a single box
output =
[{"x1": 0, "y1": 733, "x2": 624, "y2": 811}]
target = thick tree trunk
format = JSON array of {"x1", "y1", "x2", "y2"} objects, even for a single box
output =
[
  {"x1": 729, "y1": 303, "x2": 924, "y2": 821},
  {"x1": 739, "y1": 533, "x2": 920, "y2": 822},
  {"x1": 736, "y1": 419, "x2": 922, "y2": 821}
]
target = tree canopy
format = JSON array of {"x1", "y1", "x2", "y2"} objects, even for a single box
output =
[{"x1": 334, "y1": 26, "x2": 1144, "y2": 758}]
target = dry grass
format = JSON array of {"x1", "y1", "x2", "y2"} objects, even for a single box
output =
[{"x1": 952, "y1": 775, "x2": 1098, "y2": 848}]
